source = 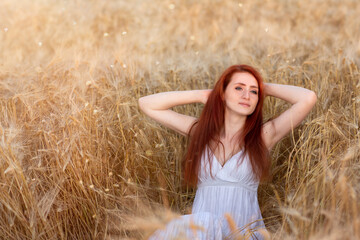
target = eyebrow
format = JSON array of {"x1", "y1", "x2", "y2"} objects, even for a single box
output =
[{"x1": 235, "y1": 82, "x2": 259, "y2": 89}]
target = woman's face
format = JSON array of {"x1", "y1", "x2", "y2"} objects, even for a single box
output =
[{"x1": 224, "y1": 72, "x2": 259, "y2": 116}]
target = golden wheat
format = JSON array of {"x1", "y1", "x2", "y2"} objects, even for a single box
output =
[{"x1": 0, "y1": 0, "x2": 359, "y2": 239}]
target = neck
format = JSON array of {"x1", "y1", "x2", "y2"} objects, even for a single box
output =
[{"x1": 221, "y1": 109, "x2": 247, "y2": 142}]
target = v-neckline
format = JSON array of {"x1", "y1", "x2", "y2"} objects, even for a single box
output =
[{"x1": 209, "y1": 147, "x2": 243, "y2": 168}]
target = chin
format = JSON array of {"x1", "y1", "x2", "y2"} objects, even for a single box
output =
[{"x1": 226, "y1": 105, "x2": 255, "y2": 116}]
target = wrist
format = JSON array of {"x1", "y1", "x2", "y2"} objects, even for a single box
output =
[
  {"x1": 263, "y1": 83, "x2": 270, "y2": 97},
  {"x1": 200, "y1": 89, "x2": 212, "y2": 104}
]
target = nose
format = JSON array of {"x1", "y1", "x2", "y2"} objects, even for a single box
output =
[{"x1": 242, "y1": 90, "x2": 250, "y2": 99}]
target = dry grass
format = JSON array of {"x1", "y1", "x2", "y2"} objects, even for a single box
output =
[{"x1": 0, "y1": 0, "x2": 359, "y2": 239}]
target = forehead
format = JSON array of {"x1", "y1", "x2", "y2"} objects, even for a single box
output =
[{"x1": 229, "y1": 72, "x2": 258, "y2": 87}]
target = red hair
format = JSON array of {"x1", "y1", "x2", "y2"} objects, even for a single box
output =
[{"x1": 183, "y1": 65, "x2": 270, "y2": 186}]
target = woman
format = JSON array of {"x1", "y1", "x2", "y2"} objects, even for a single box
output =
[{"x1": 138, "y1": 65, "x2": 317, "y2": 239}]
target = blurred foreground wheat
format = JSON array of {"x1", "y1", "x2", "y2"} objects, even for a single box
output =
[{"x1": 0, "y1": 0, "x2": 359, "y2": 239}]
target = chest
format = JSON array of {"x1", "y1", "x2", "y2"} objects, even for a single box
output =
[
  {"x1": 210, "y1": 141, "x2": 242, "y2": 167},
  {"x1": 198, "y1": 146, "x2": 257, "y2": 185}
]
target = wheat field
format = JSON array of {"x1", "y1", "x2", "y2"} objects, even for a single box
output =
[{"x1": 0, "y1": 0, "x2": 359, "y2": 239}]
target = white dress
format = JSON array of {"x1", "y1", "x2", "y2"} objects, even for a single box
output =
[{"x1": 149, "y1": 146, "x2": 266, "y2": 240}]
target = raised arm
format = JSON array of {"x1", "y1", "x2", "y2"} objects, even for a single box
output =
[
  {"x1": 138, "y1": 90, "x2": 211, "y2": 136},
  {"x1": 262, "y1": 83, "x2": 317, "y2": 150}
]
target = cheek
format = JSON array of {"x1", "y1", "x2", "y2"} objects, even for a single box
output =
[
  {"x1": 224, "y1": 92, "x2": 235, "y2": 102},
  {"x1": 252, "y1": 98, "x2": 259, "y2": 109},
  {"x1": 252, "y1": 96, "x2": 259, "y2": 103}
]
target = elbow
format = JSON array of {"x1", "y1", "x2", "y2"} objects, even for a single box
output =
[
  {"x1": 138, "y1": 97, "x2": 146, "y2": 112},
  {"x1": 308, "y1": 91, "x2": 317, "y2": 106}
]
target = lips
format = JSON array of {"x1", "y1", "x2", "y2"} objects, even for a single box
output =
[{"x1": 239, "y1": 103, "x2": 250, "y2": 107}]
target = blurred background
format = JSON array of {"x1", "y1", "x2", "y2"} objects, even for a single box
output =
[{"x1": 0, "y1": 0, "x2": 359, "y2": 239}]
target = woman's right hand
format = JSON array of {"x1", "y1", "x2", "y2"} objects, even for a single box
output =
[
  {"x1": 139, "y1": 90, "x2": 207, "y2": 136},
  {"x1": 201, "y1": 89, "x2": 212, "y2": 104}
]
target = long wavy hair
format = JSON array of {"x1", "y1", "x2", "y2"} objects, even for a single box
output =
[{"x1": 183, "y1": 64, "x2": 270, "y2": 186}]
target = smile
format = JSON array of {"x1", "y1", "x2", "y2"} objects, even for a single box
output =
[{"x1": 239, "y1": 103, "x2": 250, "y2": 107}]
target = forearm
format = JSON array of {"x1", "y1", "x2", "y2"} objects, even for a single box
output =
[
  {"x1": 264, "y1": 83, "x2": 316, "y2": 104},
  {"x1": 138, "y1": 90, "x2": 207, "y2": 111}
]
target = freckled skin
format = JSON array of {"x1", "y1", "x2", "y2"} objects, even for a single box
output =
[{"x1": 224, "y1": 72, "x2": 259, "y2": 116}]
